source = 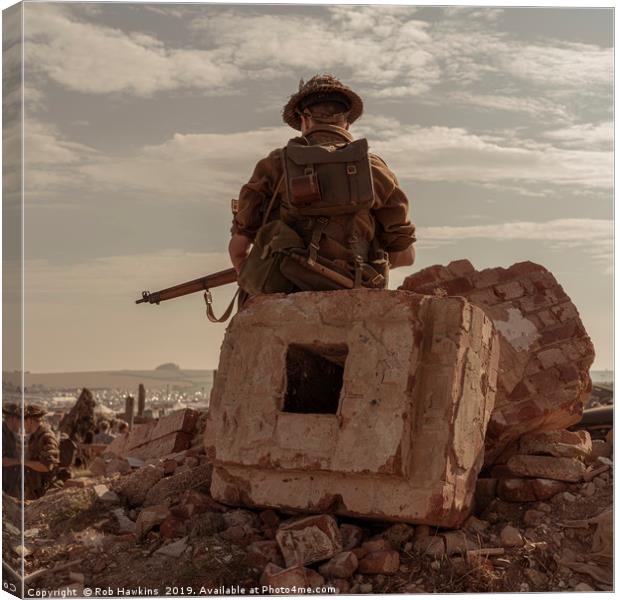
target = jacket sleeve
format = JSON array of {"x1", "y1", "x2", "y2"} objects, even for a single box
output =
[
  {"x1": 36, "y1": 429, "x2": 60, "y2": 470},
  {"x1": 231, "y1": 149, "x2": 283, "y2": 241},
  {"x1": 370, "y1": 155, "x2": 416, "y2": 252}
]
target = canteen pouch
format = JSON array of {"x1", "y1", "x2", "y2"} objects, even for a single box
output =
[{"x1": 237, "y1": 221, "x2": 304, "y2": 295}]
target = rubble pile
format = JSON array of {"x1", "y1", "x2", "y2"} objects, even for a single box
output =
[
  {"x1": 400, "y1": 260, "x2": 595, "y2": 465},
  {"x1": 13, "y1": 424, "x2": 612, "y2": 594}
]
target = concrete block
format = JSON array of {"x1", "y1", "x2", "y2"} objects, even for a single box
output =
[
  {"x1": 207, "y1": 289, "x2": 499, "y2": 527},
  {"x1": 275, "y1": 515, "x2": 342, "y2": 567}
]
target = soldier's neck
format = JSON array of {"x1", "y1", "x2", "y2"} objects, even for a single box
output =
[{"x1": 303, "y1": 124, "x2": 354, "y2": 144}]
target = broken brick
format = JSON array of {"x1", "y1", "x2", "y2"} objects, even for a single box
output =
[
  {"x1": 339, "y1": 524, "x2": 364, "y2": 551},
  {"x1": 275, "y1": 515, "x2": 342, "y2": 567},
  {"x1": 357, "y1": 550, "x2": 400, "y2": 574},
  {"x1": 507, "y1": 455, "x2": 586, "y2": 482},
  {"x1": 318, "y1": 551, "x2": 358, "y2": 579}
]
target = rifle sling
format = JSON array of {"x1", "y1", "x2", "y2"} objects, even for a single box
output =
[{"x1": 204, "y1": 288, "x2": 240, "y2": 323}]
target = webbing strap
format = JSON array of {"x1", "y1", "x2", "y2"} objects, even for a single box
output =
[
  {"x1": 308, "y1": 217, "x2": 329, "y2": 266},
  {"x1": 204, "y1": 288, "x2": 240, "y2": 323},
  {"x1": 262, "y1": 175, "x2": 285, "y2": 227}
]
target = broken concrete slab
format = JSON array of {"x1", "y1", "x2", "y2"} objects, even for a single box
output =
[
  {"x1": 400, "y1": 260, "x2": 595, "y2": 466},
  {"x1": 106, "y1": 408, "x2": 198, "y2": 461},
  {"x1": 207, "y1": 289, "x2": 499, "y2": 527},
  {"x1": 275, "y1": 515, "x2": 342, "y2": 567}
]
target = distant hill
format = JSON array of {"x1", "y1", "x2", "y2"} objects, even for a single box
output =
[
  {"x1": 3, "y1": 369, "x2": 214, "y2": 391},
  {"x1": 591, "y1": 370, "x2": 613, "y2": 384}
]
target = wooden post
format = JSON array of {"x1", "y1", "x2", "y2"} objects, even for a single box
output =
[
  {"x1": 124, "y1": 395, "x2": 135, "y2": 428},
  {"x1": 138, "y1": 384, "x2": 146, "y2": 417}
]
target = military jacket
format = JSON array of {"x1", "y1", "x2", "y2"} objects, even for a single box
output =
[
  {"x1": 232, "y1": 126, "x2": 416, "y2": 262},
  {"x1": 25, "y1": 423, "x2": 59, "y2": 499}
]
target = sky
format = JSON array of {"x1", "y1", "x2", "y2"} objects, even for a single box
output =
[{"x1": 2, "y1": 3, "x2": 614, "y2": 372}]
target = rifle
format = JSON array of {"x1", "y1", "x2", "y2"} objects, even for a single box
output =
[{"x1": 135, "y1": 267, "x2": 238, "y2": 322}]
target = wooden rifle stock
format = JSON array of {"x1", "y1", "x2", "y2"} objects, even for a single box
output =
[{"x1": 136, "y1": 267, "x2": 237, "y2": 305}]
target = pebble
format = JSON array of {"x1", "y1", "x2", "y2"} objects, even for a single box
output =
[
  {"x1": 581, "y1": 482, "x2": 596, "y2": 497},
  {"x1": 359, "y1": 583, "x2": 373, "y2": 593},
  {"x1": 500, "y1": 525, "x2": 523, "y2": 548},
  {"x1": 535, "y1": 502, "x2": 552, "y2": 513},
  {"x1": 574, "y1": 582, "x2": 594, "y2": 591},
  {"x1": 562, "y1": 492, "x2": 576, "y2": 502}
]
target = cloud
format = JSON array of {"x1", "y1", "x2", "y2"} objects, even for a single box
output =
[
  {"x1": 24, "y1": 113, "x2": 613, "y2": 206},
  {"x1": 418, "y1": 218, "x2": 613, "y2": 274},
  {"x1": 24, "y1": 5, "x2": 243, "y2": 97},
  {"x1": 357, "y1": 117, "x2": 613, "y2": 188},
  {"x1": 542, "y1": 122, "x2": 613, "y2": 150}
]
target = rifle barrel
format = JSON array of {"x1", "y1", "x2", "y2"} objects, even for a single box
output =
[{"x1": 136, "y1": 267, "x2": 237, "y2": 305}]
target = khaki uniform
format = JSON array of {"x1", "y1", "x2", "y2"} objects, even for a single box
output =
[
  {"x1": 25, "y1": 423, "x2": 59, "y2": 500},
  {"x1": 232, "y1": 126, "x2": 416, "y2": 263}
]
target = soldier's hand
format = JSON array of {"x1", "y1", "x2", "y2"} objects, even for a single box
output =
[{"x1": 229, "y1": 234, "x2": 252, "y2": 274}]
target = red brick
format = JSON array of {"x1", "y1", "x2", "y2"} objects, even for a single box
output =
[
  {"x1": 358, "y1": 550, "x2": 400, "y2": 574},
  {"x1": 529, "y1": 369, "x2": 561, "y2": 395},
  {"x1": 494, "y1": 281, "x2": 525, "y2": 300},
  {"x1": 537, "y1": 348, "x2": 566, "y2": 370},
  {"x1": 275, "y1": 515, "x2": 342, "y2": 567},
  {"x1": 540, "y1": 320, "x2": 579, "y2": 345},
  {"x1": 339, "y1": 524, "x2": 363, "y2": 551},
  {"x1": 247, "y1": 541, "x2": 285, "y2": 569},
  {"x1": 400, "y1": 265, "x2": 451, "y2": 290},
  {"x1": 507, "y1": 455, "x2": 586, "y2": 482},
  {"x1": 442, "y1": 277, "x2": 474, "y2": 295},
  {"x1": 530, "y1": 478, "x2": 567, "y2": 499},
  {"x1": 473, "y1": 269, "x2": 501, "y2": 288},
  {"x1": 550, "y1": 302, "x2": 579, "y2": 322},
  {"x1": 318, "y1": 551, "x2": 358, "y2": 579},
  {"x1": 447, "y1": 259, "x2": 475, "y2": 277}
]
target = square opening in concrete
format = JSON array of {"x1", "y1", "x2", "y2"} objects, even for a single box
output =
[{"x1": 283, "y1": 343, "x2": 348, "y2": 414}]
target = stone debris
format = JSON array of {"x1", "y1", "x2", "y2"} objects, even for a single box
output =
[
  {"x1": 135, "y1": 504, "x2": 170, "y2": 539},
  {"x1": 518, "y1": 429, "x2": 592, "y2": 459},
  {"x1": 143, "y1": 463, "x2": 212, "y2": 507},
  {"x1": 358, "y1": 550, "x2": 400, "y2": 574},
  {"x1": 118, "y1": 464, "x2": 165, "y2": 506},
  {"x1": 500, "y1": 525, "x2": 524, "y2": 548},
  {"x1": 318, "y1": 551, "x2": 358, "y2": 579},
  {"x1": 260, "y1": 563, "x2": 325, "y2": 591},
  {"x1": 208, "y1": 289, "x2": 499, "y2": 527},
  {"x1": 155, "y1": 537, "x2": 189, "y2": 558},
  {"x1": 275, "y1": 514, "x2": 342, "y2": 567},
  {"x1": 497, "y1": 477, "x2": 567, "y2": 502},
  {"x1": 441, "y1": 531, "x2": 478, "y2": 555},
  {"x1": 413, "y1": 536, "x2": 445, "y2": 557},
  {"x1": 112, "y1": 508, "x2": 137, "y2": 535},
  {"x1": 400, "y1": 260, "x2": 594, "y2": 465},
  {"x1": 507, "y1": 455, "x2": 586, "y2": 482},
  {"x1": 93, "y1": 484, "x2": 119, "y2": 504},
  {"x1": 247, "y1": 541, "x2": 285, "y2": 569}
]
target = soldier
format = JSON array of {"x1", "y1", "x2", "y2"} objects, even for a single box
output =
[
  {"x1": 229, "y1": 74, "x2": 416, "y2": 297},
  {"x1": 22, "y1": 405, "x2": 60, "y2": 500},
  {"x1": 2, "y1": 403, "x2": 22, "y2": 498}
]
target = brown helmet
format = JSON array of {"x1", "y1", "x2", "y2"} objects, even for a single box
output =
[
  {"x1": 24, "y1": 404, "x2": 46, "y2": 419},
  {"x1": 282, "y1": 74, "x2": 364, "y2": 131},
  {"x1": 2, "y1": 403, "x2": 20, "y2": 418}
]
